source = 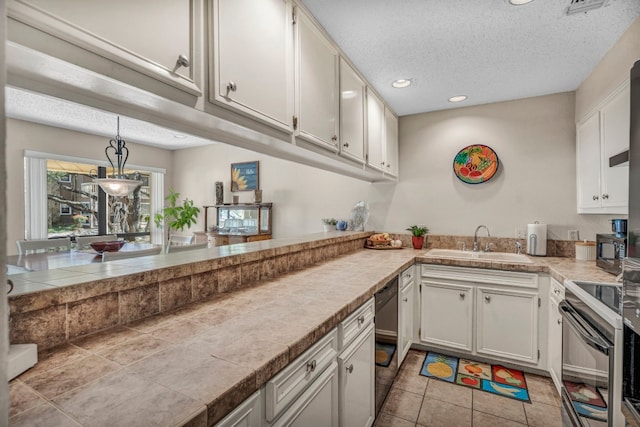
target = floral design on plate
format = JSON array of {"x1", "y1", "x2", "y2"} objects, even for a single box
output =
[{"x1": 453, "y1": 144, "x2": 499, "y2": 184}]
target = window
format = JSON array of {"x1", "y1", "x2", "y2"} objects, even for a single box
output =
[{"x1": 25, "y1": 151, "x2": 165, "y2": 244}]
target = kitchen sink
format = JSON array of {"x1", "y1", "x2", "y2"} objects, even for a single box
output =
[{"x1": 425, "y1": 249, "x2": 534, "y2": 264}]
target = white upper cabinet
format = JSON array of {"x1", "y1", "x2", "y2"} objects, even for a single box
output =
[
  {"x1": 577, "y1": 81, "x2": 629, "y2": 214},
  {"x1": 339, "y1": 58, "x2": 366, "y2": 164},
  {"x1": 8, "y1": 0, "x2": 201, "y2": 96},
  {"x1": 294, "y1": 7, "x2": 339, "y2": 151},
  {"x1": 384, "y1": 107, "x2": 399, "y2": 177},
  {"x1": 367, "y1": 93, "x2": 399, "y2": 177},
  {"x1": 212, "y1": 0, "x2": 294, "y2": 131},
  {"x1": 366, "y1": 88, "x2": 385, "y2": 171}
]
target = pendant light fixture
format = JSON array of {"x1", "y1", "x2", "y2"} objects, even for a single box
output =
[{"x1": 94, "y1": 117, "x2": 142, "y2": 197}]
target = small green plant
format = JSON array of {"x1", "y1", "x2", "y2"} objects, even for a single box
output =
[
  {"x1": 406, "y1": 225, "x2": 429, "y2": 237},
  {"x1": 322, "y1": 218, "x2": 338, "y2": 225},
  {"x1": 154, "y1": 188, "x2": 200, "y2": 241}
]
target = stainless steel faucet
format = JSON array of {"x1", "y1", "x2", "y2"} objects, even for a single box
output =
[{"x1": 473, "y1": 225, "x2": 491, "y2": 252}]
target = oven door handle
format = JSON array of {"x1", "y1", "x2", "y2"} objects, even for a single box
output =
[{"x1": 559, "y1": 301, "x2": 612, "y2": 355}]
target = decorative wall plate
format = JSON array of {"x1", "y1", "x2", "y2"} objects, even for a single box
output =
[{"x1": 453, "y1": 145, "x2": 499, "y2": 184}]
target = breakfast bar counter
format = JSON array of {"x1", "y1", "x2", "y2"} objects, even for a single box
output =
[{"x1": 8, "y1": 236, "x2": 617, "y2": 426}]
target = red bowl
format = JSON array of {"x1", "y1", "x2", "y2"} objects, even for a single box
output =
[{"x1": 90, "y1": 241, "x2": 125, "y2": 253}]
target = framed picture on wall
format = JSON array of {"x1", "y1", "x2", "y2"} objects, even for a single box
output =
[{"x1": 231, "y1": 161, "x2": 259, "y2": 191}]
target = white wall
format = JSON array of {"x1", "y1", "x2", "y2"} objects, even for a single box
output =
[
  {"x1": 172, "y1": 144, "x2": 393, "y2": 238},
  {"x1": 576, "y1": 17, "x2": 640, "y2": 121},
  {"x1": 386, "y1": 92, "x2": 613, "y2": 241},
  {"x1": 5, "y1": 118, "x2": 173, "y2": 255}
]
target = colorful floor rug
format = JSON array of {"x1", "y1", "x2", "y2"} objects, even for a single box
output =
[
  {"x1": 375, "y1": 342, "x2": 396, "y2": 367},
  {"x1": 419, "y1": 352, "x2": 530, "y2": 403},
  {"x1": 564, "y1": 380, "x2": 608, "y2": 422}
]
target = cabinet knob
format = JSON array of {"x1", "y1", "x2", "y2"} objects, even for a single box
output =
[
  {"x1": 459, "y1": 292, "x2": 465, "y2": 299},
  {"x1": 176, "y1": 54, "x2": 190, "y2": 68},
  {"x1": 557, "y1": 318, "x2": 562, "y2": 325},
  {"x1": 346, "y1": 364, "x2": 354, "y2": 374},
  {"x1": 602, "y1": 194, "x2": 609, "y2": 199},
  {"x1": 485, "y1": 295, "x2": 491, "y2": 303},
  {"x1": 306, "y1": 359, "x2": 317, "y2": 373},
  {"x1": 592, "y1": 195, "x2": 599, "y2": 200},
  {"x1": 331, "y1": 135, "x2": 338, "y2": 142},
  {"x1": 381, "y1": 161, "x2": 385, "y2": 166},
  {"x1": 403, "y1": 297, "x2": 408, "y2": 302},
  {"x1": 343, "y1": 142, "x2": 350, "y2": 148},
  {"x1": 357, "y1": 315, "x2": 365, "y2": 325},
  {"x1": 226, "y1": 81, "x2": 237, "y2": 94},
  {"x1": 386, "y1": 164, "x2": 391, "y2": 168}
]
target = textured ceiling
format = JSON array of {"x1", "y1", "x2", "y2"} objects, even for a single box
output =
[{"x1": 301, "y1": 0, "x2": 640, "y2": 116}]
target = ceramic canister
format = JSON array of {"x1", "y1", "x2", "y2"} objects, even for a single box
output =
[{"x1": 575, "y1": 240, "x2": 596, "y2": 260}]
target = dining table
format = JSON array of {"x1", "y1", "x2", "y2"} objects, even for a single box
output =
[{"x1": 6, "y1": 242, "x2": 157, "y2": 274}]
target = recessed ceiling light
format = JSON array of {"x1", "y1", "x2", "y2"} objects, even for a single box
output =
[
  {"x1": 391, "y1": 79, "x2": 412, "y2": 89},
  {"x1": 174, "y1": 134, "x2": 187, "y2": 139},
  {"x1": 448, "y1": 95, "x2": 468, "y2": 103},
  {"x1": 508, "y1": 0, "x2": 533, "y2": 5}
]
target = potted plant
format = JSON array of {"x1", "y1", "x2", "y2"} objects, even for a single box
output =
[
  {"x1": 322, "y1": 218, "x2": 338, "y2": 232},
  {"x1": 406, "y1": 225, "x2": 429, "y2": 249},
  {"x1": 154, "y1": 188, "x2": 200, "y2": 248}
]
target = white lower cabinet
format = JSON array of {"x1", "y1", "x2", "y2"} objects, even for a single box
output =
[
  {"x1": 420, "y1": 282, "x2": 474, "y2": 352},
  {"x1": 420, "y1": 265, "x2": 542, "y2": 367},
  {"x1": 338, "y1": 324, "x2": 375, "y2": 427},
  {"x1": 272, "y1": 362, "x2": 339, "y2": 427},
  {"x1": 476, "y1": 286, "x2": 538, "y2": 364},
  {"x1": 548, "y1": 278, "x2": 564, "y2": 393},
  {"x1": 217, "y1": 298, "x2": 377, "y2": 426},
  {"x1": 398, "y1": 267, "x2": 416, "y2": 365},
  {"x1": 215, "y1": 390, "x2": 262, "y2": 427}
]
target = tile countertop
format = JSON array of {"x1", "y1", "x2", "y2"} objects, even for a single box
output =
[{"x1": 9, "y1": 248, "x2": 617, "y2": 426}]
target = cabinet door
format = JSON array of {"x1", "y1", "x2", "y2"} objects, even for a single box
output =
[
  {"x1": 548, "y1": 298, "x2": 562, "y2": 393},
  {"x1": 576, "y1": 112, "x2": 602, "y2": 211},
  {"x1": 476, "y1": 287, "x2": 538, "y2": 364},
  {"x1": 214, "y1": 0, "x2": 293, "y2": 130},
  {"x1": 295, "y1": 8, "x2": 339, "y2": 150},
  {"x1": 420, "y1": 282, "x2": 473, "y2": 351},
  {"x1": 600, "y1": 84, "x2": 630, "y2": 211},
  {"x1": 366, "y1": 88, "x2": 385, "y2": 171},
  {"x1": 8, "y1": 0, "x2": 200, "y2": 95},
  {"x1": 273, "y1": 361, "x2": 339, "y2": 427},
  {"x1": 339, "y1": 58, "x2": 366, "y2": 163},
  {"x1": 384, "y1": 107, "x2": 399, "y2": 177},
  {"x1": 214, "y1": 390, "x2": 261, "y2": 427},
  {"x1": 338, "y1": 324, "x2": 374, "y2": 427},
  {"x1": 398, "y1": 280, "x2": 414, "y2": 366}
]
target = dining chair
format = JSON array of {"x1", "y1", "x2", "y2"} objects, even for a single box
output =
[
  {"x1": 16, "y1": 237, "x2": 72, "y2": 255},
  {"x1": 76, "y1": 234, "x2": 118, "y2": 249},
  {"x1": 168, "y1": 234, "x2": 194, "y2": 246},
  {"x1": 166, "y1": 242, "x2": 208, "y2": 253},
  {"x1": 101, "y1": 247, "x2": 162, "y2": 262}
]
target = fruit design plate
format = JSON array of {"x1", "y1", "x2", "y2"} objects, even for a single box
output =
[{"x1": 453, "y1": 144, "x2": 499, "y2": 184}]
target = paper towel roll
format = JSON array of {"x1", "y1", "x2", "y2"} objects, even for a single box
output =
[{"x1": 526, "y1": 222, "x2": 547, "y2": 256}]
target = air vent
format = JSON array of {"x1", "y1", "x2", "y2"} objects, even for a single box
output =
[{"x1": 566, "y1": 0, "x2": 609, "y2": 15}]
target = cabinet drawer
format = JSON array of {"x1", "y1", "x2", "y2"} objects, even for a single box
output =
[
  {"x1": 401, "y1": 267, "x2": 415, "y2": 288},
  {"x1": 265, "y1": 329, "x2": 338, "y2": 422},
  {"x1": 550, "y1": 278, "x2": 565, "y2": 305},
  {"x1": 338, "y1": 298, "x2": 374, "y2": 350}
]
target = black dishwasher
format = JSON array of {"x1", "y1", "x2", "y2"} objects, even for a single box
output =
[{"x1": 374, "y1": 276, "x2": 399, "y2": 415}]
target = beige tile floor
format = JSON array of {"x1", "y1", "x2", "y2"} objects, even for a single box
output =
[{"x1": 375, "y1": 350, "x2": 562, "y2": 427}]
